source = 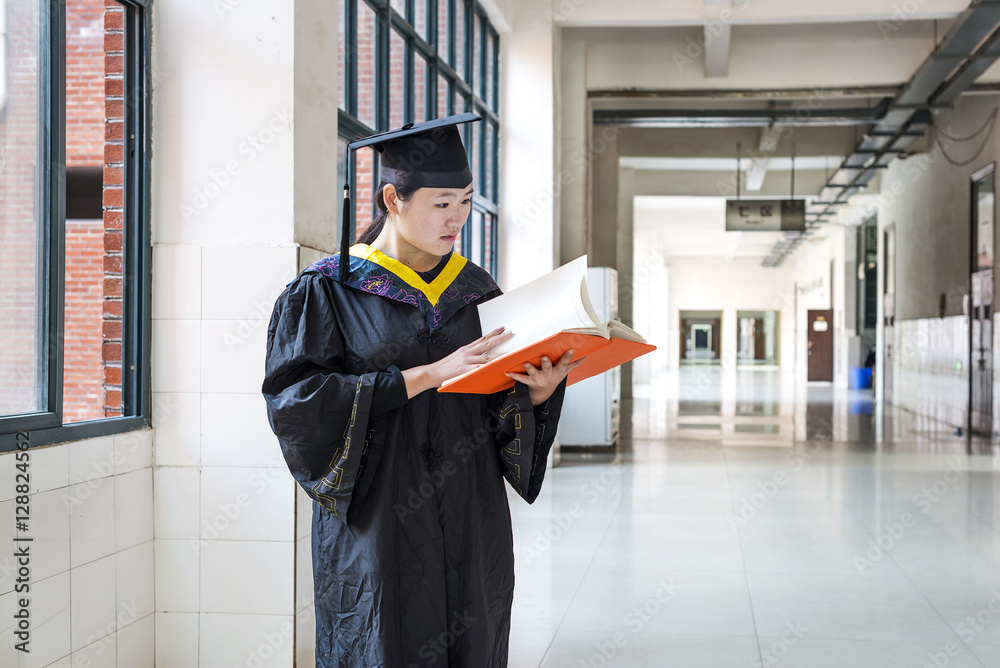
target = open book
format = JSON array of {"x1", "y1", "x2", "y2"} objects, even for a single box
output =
[{"x1": 438, "y1": 256, "x2": 656, "y2": 394}]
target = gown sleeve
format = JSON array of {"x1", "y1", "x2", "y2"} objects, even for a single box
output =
[
  {"x1": 492, "y1": 379, "x2": 567, "y2": 503},
  {"x1": 262, "y1": 273, "x2": 409, "y2": 524}
]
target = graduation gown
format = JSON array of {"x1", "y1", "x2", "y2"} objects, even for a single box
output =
[{"x1": 262, "y1": 244, "x2": 566, "y2": 667}]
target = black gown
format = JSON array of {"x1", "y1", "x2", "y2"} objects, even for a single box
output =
[{"x1": 261, "y1": 244, "x2": 566, "y2": 667}]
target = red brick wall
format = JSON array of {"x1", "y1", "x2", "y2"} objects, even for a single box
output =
[
  {"x1": 63, "y1": 0, "x2": 109, "y2": 423},
  {"x1": 102, "y1": 1, "x2": 125, "y2": 417}
]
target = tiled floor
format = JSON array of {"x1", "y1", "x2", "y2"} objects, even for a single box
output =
[{"x1": 508, "y1": 368, "x2": 1000, "y2": 667}]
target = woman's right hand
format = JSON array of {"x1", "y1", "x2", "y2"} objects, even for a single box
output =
[{"x1": 401, "y1": 326, "x2": 513, "y2": 398}]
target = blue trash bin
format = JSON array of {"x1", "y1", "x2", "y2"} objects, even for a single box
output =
[{"x1": 849, "y1": 366, "x2": 872, "y2": 389}]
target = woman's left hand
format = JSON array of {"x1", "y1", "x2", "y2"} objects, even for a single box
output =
[{"x1": 505, "y1": 349, "x2": 584, "y2": 407}]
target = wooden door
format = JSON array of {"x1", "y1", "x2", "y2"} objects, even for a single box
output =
[{"x1": 807, "y1": 310, "x2": 834, "y2": 381}]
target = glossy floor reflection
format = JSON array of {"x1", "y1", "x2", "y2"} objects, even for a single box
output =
[{"x1": 508, "y1": 368, "x2": 1000, "y2": 667}]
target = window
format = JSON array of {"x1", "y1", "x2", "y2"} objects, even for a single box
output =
[
  {"x1": 0, "y1": 0, "x2": 151, "y2": 450},
  {"x1": 338, "y1": 0, "x2": 501, "y2": 276}
]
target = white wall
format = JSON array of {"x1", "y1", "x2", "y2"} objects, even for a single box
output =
[
  {"x1": 498, "y1": 0, "x2": 558, "y2": 288},
  {"x1": 0, "y1": 433, "x2": 155, "y2": 668},
  {"x1": 793, "y1": 226, "x2": 851, "y2": 385},
  {"x1": 636, "y1": 253, "x2": 794, "y2": 376},
  {"x1": 869, "y1": 94, "x2": 1000, "y2": 428},
  {"x1": 151, "y1": 1, "x2": 311, "y2": 666}
]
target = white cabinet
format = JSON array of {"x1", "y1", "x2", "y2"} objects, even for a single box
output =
[{"x1": 558, "y1": 267, "x2": 620, "y2": 447}]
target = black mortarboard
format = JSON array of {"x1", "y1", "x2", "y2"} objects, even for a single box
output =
[{"x1": 340, "y1": 113, "x2": 482, "y2": 281}]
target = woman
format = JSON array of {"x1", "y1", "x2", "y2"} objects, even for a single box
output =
[{"x1": 262, "y1": 114, "x2": 578, "y2": 667}]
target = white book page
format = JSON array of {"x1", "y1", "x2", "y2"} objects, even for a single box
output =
[{"x1": 477, "y1": 256, "x2": 597, "y2": 356}]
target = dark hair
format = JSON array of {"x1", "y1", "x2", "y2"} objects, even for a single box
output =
[{"x1": 356, "y1": 181, "x2": 416, "y2": 245}]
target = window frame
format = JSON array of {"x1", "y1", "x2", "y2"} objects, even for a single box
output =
[
  {"x1": 338, "y1": 0, "x2": 501, "y2": 276},
  {"x1": 0, "y1": 0, "x2": 152, "y2": 451}
]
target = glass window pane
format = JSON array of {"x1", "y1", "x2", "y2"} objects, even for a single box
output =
[
  {"x1": 64, "y1": 0, "x2": 125, "y2": 422},
  {"x1": 414, "y1": 0, "x2": 430, "y2": 43},
  {"x1": 437, "y1": 0, "x2": 449, "y2": 56},
  {"x1": 414, "y1": 53, "x2": 428, "y2": 123},
  {"x1": 485, "y1": 122, "x2": 495, "y2": 203},
  {"x1": 0, "y1": 0, "x2": 43, "y2": 416},
  {"x1": 355, "y1": 147, "x2": 377, "y2": 241},
  {"x1": 437, "y1": 74, "x2": 450, "y2": 119},
  {"x1": 357, "y1": 2, "x2": 378, "y2": 128},
  {"x1": 470, "y1": 117, "x2": 481, "y2": 190},
  {"x1": 473, "y1": 12, "x2": 482, "y2": 98},
  {"x1": 389, "y1": 29, "x2": 405, "y2": 129},
  {"x1": 454, "y1": 0, "x2": 466, "y2": 76},
  {"x1": 471, "y1": 209, "x2": 483, "y2": 267},
  {"x1": 484, "y1": 213, "x2": 493, "y2": 274},
  {"x1": 390, "y1": 0, "x2": 406, "y2": 18},
  {"x1": 487, "y1": 32, "x2": 497, "y2": 111},
  {"x1": 338, "y1": 0, "x2": 346, "y2": 110}
]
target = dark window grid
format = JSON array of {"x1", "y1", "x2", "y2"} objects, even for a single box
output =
[
  {"x1": 490, "y1": 27, "x2": 499, "y2": 114},
  {"x1": 341, "y1": 0, "x2": 499, "y2": 273},
  {"x1": 0, "y1": 0, "x2": 152, "y2": 449},
  {"x1": 491, "y1": 121, "x2": 499, "y2": 203},
  {"x1": 352, "y1": 3, "x2": 499, "y2": 127},
  {"x1": 476, "y1": 10, "x2": 486, "y2": 101},
  {"x1": 460, "y1": 0, "x2": 473, "y2": 86}
]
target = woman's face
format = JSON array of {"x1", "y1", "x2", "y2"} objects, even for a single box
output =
[{"x1": 388, "y1": 184, "x2": 473, "y2": 258}]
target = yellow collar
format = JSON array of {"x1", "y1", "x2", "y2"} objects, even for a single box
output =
[{"x1": 349, "y1": 244, "x2": 467, "y2": 307}]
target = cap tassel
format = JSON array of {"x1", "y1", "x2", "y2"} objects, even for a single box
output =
[{"x1": 340, "y1": 184, "x2": 351, "y2": 283}]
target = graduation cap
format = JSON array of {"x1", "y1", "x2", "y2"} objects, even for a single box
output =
[{"x1": 340, "y1": 112, "x2": 482, "y2": 281}]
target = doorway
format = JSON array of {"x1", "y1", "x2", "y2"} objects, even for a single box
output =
[
  {"x1": 807, "y1": 310, "x2": 834, "y2": 381},
  {"x1": 737, "y1": 310, "x2": 780, "y2": 366},
  {"x1": 680, "y1": 311, "x2": 722, "y2": 365},
  {"x1": 970, "y1": 163, "x2": 995, "y2": 437}
]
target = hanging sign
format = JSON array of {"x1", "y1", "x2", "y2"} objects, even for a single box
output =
[{"x1": 725, "y1": 199, "x2": 806, "y2": 231}]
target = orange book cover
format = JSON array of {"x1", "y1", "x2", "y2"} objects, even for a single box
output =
[
  {"x1": 567, "y1": 338, "x2": 658, "y2": 385},
  {"x1": 437, "y1": 256, "x2": 657, "y2": 395},
  {"x1": 438, "y1": 332, "x2": 614, "y2": 394}
]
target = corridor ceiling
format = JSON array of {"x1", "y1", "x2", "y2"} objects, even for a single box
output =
[{"x1": 561, "y1": 0, "x2": 1000, "y2": 265}]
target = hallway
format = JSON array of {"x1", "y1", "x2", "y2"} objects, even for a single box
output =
[{"x1": 510, "y1": 369, "x2": 1000, "y2": 667}]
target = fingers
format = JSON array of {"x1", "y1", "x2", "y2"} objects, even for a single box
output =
[{"x1": 478, "y1": 328, "x2": 513, "y2": 349}]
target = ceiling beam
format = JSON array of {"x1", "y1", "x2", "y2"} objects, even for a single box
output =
[
  {"x1": 745, "y1": 125, "x2": 784, "y2": 191},
  {"x1": 704, "y1": 0, "x2": 732, "y2": 77}
]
